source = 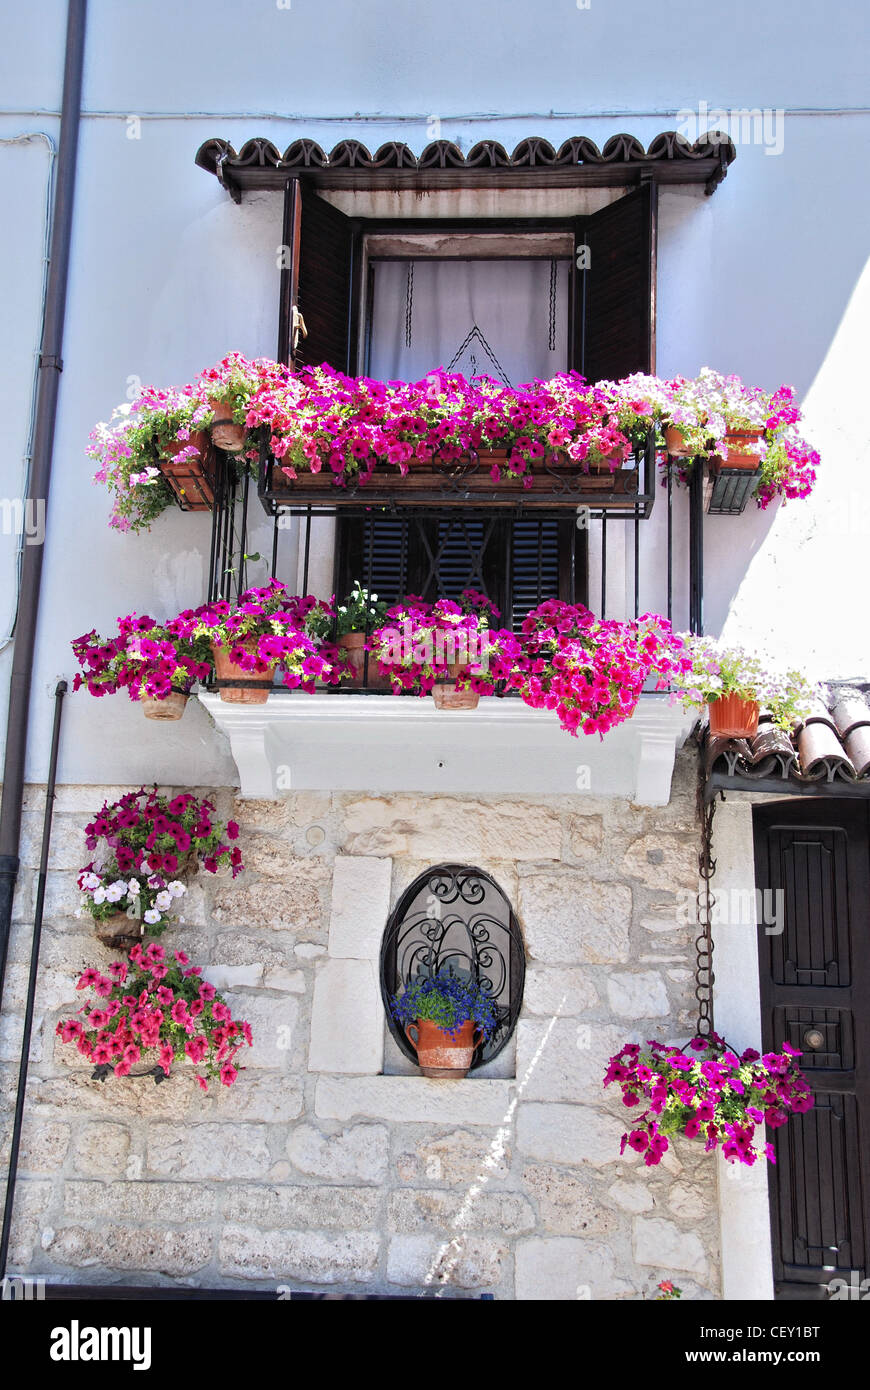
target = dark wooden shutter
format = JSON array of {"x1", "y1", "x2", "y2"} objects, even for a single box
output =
[
  {"x1": 277, "y1": 179, "x2": 358, "y2": 371},
  {"x1": 336, "y1": 514, "x2": 584, "y2": 628},
  {"x1": 753, "y1": 799, "x2": 870, "y2": 1299},
  {"x1": 573, "y1": 181, "x2": 657, "y2": 382}
]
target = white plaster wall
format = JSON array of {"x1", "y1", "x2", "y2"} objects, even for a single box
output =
[
  {"x1": 0, "y1": 1, "x2": 868, "y2": 786},
  {"x1": 711, "y1": 796, "x2": 774, "y2": 1302}
]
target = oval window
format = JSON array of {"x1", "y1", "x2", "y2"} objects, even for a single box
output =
[{"x1": 380, "y1": 863, "x2": 526, "y2": 1071}]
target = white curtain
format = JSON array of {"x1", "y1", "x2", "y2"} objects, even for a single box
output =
[{"x1": 367, "y1": 258, "x2": 568, "y2": 387}]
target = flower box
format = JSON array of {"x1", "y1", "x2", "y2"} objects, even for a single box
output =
[
  {"x1": 262, "y1": 448, "x2": 641, "y2": 511},
  {"x1": 157, "y1": 431, "x2": 218, "y2": 512}
]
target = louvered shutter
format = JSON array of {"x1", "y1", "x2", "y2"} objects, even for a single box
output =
[
  {"x1": 336, "y1": 514, "x2": 584, "y2": 628},
  {"x1": 573, "y1": 181, "x2": 657, "y2": 382},
  {"x1": 278, "y1": 180, "x2": 358, "y2": 371}
]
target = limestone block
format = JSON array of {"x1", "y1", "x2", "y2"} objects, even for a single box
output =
[
  {"x1": 328, "y1": 855, "x2": 392, "y2": 962},
  {"x1": 218, "y1": 1226, "x2": 379, "y2": 1283},
  {"x1": 30, "y1": 1071, "x2": 195, "y2": 1121},
  {"x1": 667, "y1": 1183, "x2": 710, "y2": 1222},
  {"x1": 608, "y1": 1179, "x2": 655, "y2": 1214},
  {"x1": 49, "y1": 1224, "x2": 212, "y2": 1276},
  {"x1": 202, "y1": 963, "x2": 264, "y2": 991},
  {"x1": 622, "y1": 834, "x2": 698, "y2": 891},
  {"x1": 308, "y1": 959, "x2": 382, "y2": 1074},
  {"x1": 1, "y1": 1119, "x2": 69, "y2": 1173},
  {"x1": 286, "y1": 1123, "x2": 389, "y2": 1184},
  {"x1": 63, "y1": 1181, "x2": 220, "y2": 1222},
  {"x1": 315, "y1": 1075, "x2": 514, "y2": 1127},
  {"x1": 73, "y1": 1123, "x2": 131, "y2": 1178},
  {"x1": 224, "y1": 1185, "x2": 380, "y2": 1230},
  {"x1": 386, "y1": 1233, "x2": 506, "y2": 1290},
  {"x1": 605, "y1": 971, "x2": 670, "y2": 1019},
  {"x1": 146, "y1": 1123, "x2": 271, "y2": 1180},
  {"x1": 516, "y1": 1103, "x2": 636, "y2": 1170},
  {"x1": 515, "y1": 1237, "x2": 637, "y2": 1300},
  {"x1": 212, "y1": 862, "x2": 328, "y2": 935},
  {"x1": 515, "y1": 1021, "x2": 629, "y2": 1104},
  {"x1": 523, "y1": 1165, "x2": 619, "y2": 1237},
  {"x1": 388, "y1": 1188, "x2": 535, "y2": 1236},
  {"x1": 632, "y1": 1215, "x2": 708, "y2": 1276},
  {"x1": 203, "y1": 1073, "x2": 303, "y2": 1122},
  {"x1": 263, "y1": 966, "x2": 306, "y2": 992},
  {"x1": 342, "y1": 796, "x2": 561, "y2": 860},
  {"x1": 519, "y1": 874, "x2": 632, "y2": 963},
  {"x1": 226, "y1": 993, "x2": 298, "y2": 1070},
  {"x1": 567, "y1": 815, "x2": 604, "y2": 858},
  {"x1": 394, "y1": 1128, "x2": 510, "y2": 1186},
  {"x1": 522, "y1": 966, "x2": 599, "y2": 1018}
]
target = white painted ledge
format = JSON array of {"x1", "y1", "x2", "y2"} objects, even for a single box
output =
[{"x1": 199, "y1": 691, "x2": 694, "y2": 804}]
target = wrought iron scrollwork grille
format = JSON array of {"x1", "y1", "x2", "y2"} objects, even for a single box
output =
[{"x1": 379, "y1": 864, "x2": 526, "y2": 1070}]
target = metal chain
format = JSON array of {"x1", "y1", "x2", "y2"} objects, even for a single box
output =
[
  {"x1": 695, "y1": 787, "x2": 723, "y2": 1036},
  {"x1": 548, "y1": 258, "x2": 558, "y2": 352},
  {"x1": 404, "y1": 261, "x2": 414, "y2": 348}
]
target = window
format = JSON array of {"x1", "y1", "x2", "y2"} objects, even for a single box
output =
[
  {"x1": 380, "y1": 863, "x2": 526, "y2": 1073},
  {"x1": 276, "y1": 180, "x2": 656, "y2": 621}
]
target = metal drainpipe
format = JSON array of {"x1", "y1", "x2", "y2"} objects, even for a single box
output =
[
  {"x1": 0, "y1": 681, "x2": 67, "y2": 1279},
  {"x1": 0, "y1": 0, "x2": 86, "y2": 1007}
]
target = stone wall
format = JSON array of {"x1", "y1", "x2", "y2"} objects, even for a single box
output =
[{"x1": 2, "y1": 748, "x2": 721, "y2": 1299}]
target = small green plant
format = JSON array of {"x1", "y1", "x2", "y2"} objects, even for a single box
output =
[
  {"x1": 334, "y1": 582, "x2": 388, "y2": 636},
  {"x1": 673, "y1": 636, "x2": 817, "y2": 731},
  {"x1": 654, "y1": 1280, "x2": 682, "y2": 1300},
  {"x1": 389, "y1": 971, "x2": 499, "y2": 1041}
]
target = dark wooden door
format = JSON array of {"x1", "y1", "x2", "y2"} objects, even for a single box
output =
[{"x1": 753, "y1": 799, "x2": 870, "y2": 1299}]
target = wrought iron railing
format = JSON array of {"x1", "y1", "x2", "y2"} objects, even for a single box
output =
[{"x1": 205, "y1": 428, "x2": 706, "y2": 693}]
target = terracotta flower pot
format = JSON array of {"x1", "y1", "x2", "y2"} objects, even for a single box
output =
[
  {"x1": 432, "y1": 661, "x2": 479, "y2": 711},
  {"x1": 404, "y1": 1017, "x2": 483, "y2": 1078},
  {"x1": 207, "y1": 397, "x2": 247, "y2": 454},
  {"x1": 93, "y1": 911, "x2": 143, "y2": 952},
  {"x1": 339, "y1": 632, "x2": 390, "y2": 689},
  {"x1": 141, "y1": 692, "x2": 188, "y2": 721},
  {"x1": 708, "y1": 694, "x2": 760, "y2": 739},
  {"x1": 212, "y1": 641, "x2": 276, "y2": 704},
  {"x1": 664, "y1": 426, "x2": 693, "y2": 458},
  {"x1": 722, "y1": 429, "x2": 764, "y2": 469}
]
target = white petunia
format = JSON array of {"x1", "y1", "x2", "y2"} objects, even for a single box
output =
[
  {"x1": 127, "y1": 879, "x2": 141, "y2": 895},
  {"x1": 143, "y1": 909, "x2": 160, "y2": 925},
  {"x1": 93, "y1": 886, "x2": 106, "y2": 904},
  {"x1": 154, "y1": 891, "x2": 171, "y2": 911},
  {"x1": 167, "y1": 881, "x2": 186, "y2": 898},
  {"x1": 104, "y1": 883, "x2": 124, "y2": 903}
]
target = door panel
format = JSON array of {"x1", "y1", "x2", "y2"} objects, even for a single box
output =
[{"x1": 753, "y1": 799, "x2": 870, "y2": 1299}]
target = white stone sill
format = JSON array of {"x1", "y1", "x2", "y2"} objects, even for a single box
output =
[{"x1": 199, "y1": 691, "x2": 694, "y2": 805}]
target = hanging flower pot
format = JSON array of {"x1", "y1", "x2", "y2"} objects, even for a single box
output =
[
  {"x1": 212, "y1": 641, "x2": 276, "y2": 704},
  {"x1": 404, "y1": 1017, "x2": 484, "y2": 1078},
  {"x1": 707, "y1": 693, "x2": 761, "y2": 739},
  {"x1": 432, "y1": 662, "x2": 479, "y2": 710},
  {"x1": 723, "y1": 428, "x2": 764, "y2": 467},
  {"x1": 664, "y1": 425, "x2": 694, "y2": 458},
  {"x1": 604, "y1": 1033, "x2": 814, "y2": 1168},
  {"x1": 141, "y1": 691, "x2": 188, "y2": 721},
  {"x1": 93, "y1": 910, "x2": 143, "y2": 953},
  {"x1": 157, "y1": 431, "x2": 216, "y2": 510},
  {"x1": 207, "y1": 398, "x2": 247, "y2": 454}
]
